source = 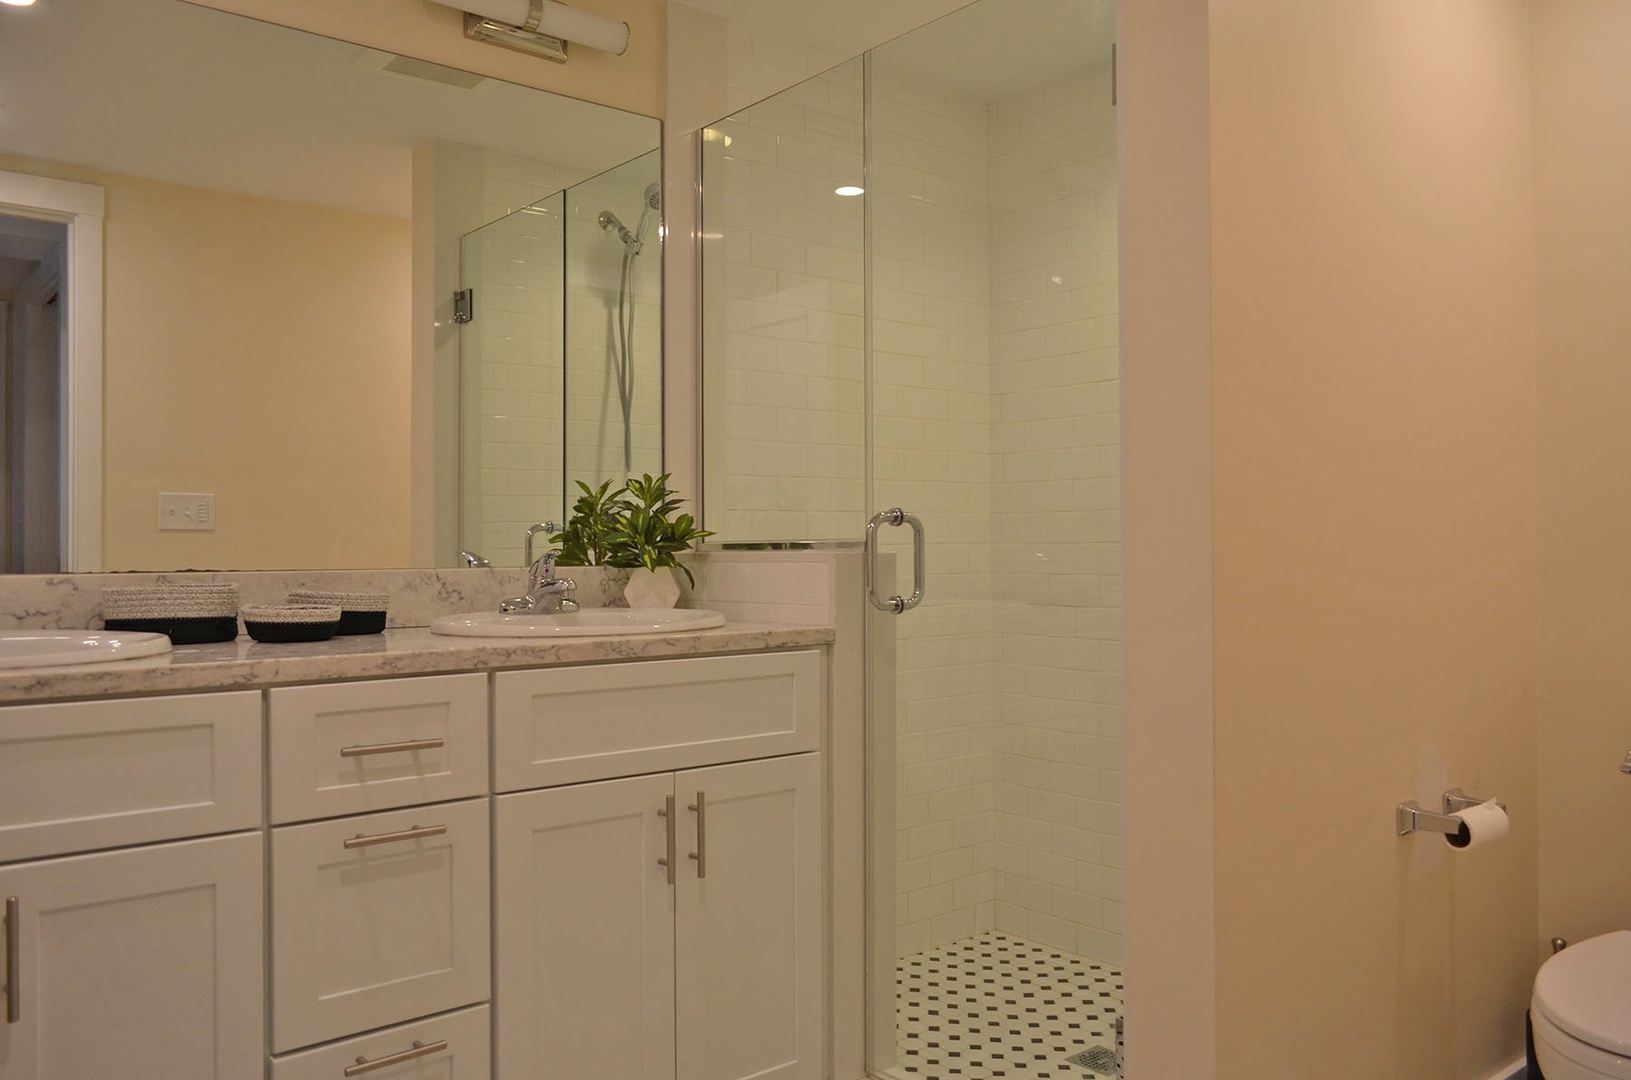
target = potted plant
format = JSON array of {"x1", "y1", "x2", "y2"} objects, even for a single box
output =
[{"x1": 551, "y1": 474, "x2": 712, "y2": 608}]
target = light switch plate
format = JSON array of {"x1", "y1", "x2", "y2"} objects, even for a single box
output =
[{"x1": 158, "y1": 492, "x2": 215, "y2": 531}]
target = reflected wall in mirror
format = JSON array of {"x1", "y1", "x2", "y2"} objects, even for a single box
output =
[{"x1": 0, "y1": 0, "x2": 660, "y2": 572}]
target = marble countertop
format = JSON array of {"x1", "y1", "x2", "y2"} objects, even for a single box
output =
[{"x1": 0, "y1": 623, "x2": 836, "y2": 705}]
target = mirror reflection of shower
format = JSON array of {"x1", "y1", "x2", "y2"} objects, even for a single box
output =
[{"x1": 599, "y1": 181, "x2": 660, "y2": 473}]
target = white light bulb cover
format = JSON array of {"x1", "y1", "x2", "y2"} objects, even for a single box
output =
[
  {"x1": 428, "y1": 0, "x2": 629, "y2": 55},
  {"x1": 537, "y1": 1, "x2": 629, "y2": 55},
  {"x1": 445, "y1": 0, "x2": 530, "y2": 25}
]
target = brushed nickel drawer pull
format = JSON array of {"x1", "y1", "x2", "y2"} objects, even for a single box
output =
[
  {"x1": 343, "y1": 1038, "x2": 448, "y2": 1077},
  {"x1": 657, "y1": 796, "x2": 676, "y2": 885},
  {"x1": 343, "y1": 824, "x2": 448, "y2": 850},
  {"x1": 340, "y1": 737, "x2": 445, "y2": 758},
  {"x1": 688, "y1": 791, "x2": 707, "y2": 879},
  {"x1": 4, "y1": 896, "x2": 17, "y2": 1024}
]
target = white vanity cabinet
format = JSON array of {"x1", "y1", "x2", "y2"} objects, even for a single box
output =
[
  {"x1": 0, "y1": 692, "x2": 266, "y2": 1080},
  {"x1": 492, "y1": 652, "x2": 826, "y2": 1080},
  {"x1": 0, "y1": 636, "x2": 833, "y2": 1080}
]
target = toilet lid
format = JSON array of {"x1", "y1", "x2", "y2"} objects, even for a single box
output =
[{"x1": 1534, "y1": 931, "x2": 1631, "y2": 1057}]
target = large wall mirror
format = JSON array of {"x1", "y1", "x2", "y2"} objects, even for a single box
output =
[{"x1": 0, "y1": 0, "x2": 661, "y2": 574}]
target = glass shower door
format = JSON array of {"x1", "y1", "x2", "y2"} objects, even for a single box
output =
[{"x1": 458, "y1": 191, "x2": 567, "y2": 569}]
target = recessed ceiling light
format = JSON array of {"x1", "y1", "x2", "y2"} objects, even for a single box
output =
[
  {"x1": 0, "y1": 1, "x2": 40, "y2": 8},
  {"x1": 835, "y1": 186, "x2": 865, "y2": 197}
]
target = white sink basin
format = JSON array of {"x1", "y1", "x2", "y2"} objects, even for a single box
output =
[
  {"x1": 0, "y1": 629, "x2": 173, "y2": 669},
  {"x1": 430, "y1": 608, "x2": 726, "y2": 638}
]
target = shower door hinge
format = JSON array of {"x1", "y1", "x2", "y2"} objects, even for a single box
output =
[{"x1": 452, "y1": 288, "x2": 474, "y2": 324}]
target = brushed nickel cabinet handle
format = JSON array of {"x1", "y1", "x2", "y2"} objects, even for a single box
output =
[
  {"x1": 342, "y1": 824, "x2": 448, "y2": 850},
  {"x1": 343, "y1": 1038, "x2": 448, "y2": 1076},
  {"x1": 4, "y1": 896, "x2": 17, "y2": 1024},
  {"x1": 657, "y1": 796, "x2": 676, "y2": 885},
  {"x1": 340, "y1": 738, "x2": 445, "y2": 758},
  {"x1": 688, "y1": 791, "x2": 707, "y2": 879}
]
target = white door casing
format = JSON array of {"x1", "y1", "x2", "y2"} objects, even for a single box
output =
[{"x1": 0, "y1": 169, "x2": 104, "y2": 572}]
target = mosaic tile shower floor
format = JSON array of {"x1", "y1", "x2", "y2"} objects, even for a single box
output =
[{"x1": 885, "y1": 932, "x2": 1124, "y2": 1080}]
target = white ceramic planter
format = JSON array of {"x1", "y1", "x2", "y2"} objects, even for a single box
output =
[{"x1": 623, "y1": 567, "x2": 681, "y2": 609}]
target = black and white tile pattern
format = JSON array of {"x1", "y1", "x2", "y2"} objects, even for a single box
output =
[{"x1": 889, "y1": 933, "x2": 1124, "y2": 1079}]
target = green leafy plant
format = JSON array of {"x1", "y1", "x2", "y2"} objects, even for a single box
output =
[
  {"x1": 551, "y1": 473, "x2": 713, "y2": 586},
  {"x1": 551, "y1": 479, "x2": 627, "y2": 567}
]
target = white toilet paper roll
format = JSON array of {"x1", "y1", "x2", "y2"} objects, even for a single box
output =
[{"x1": 1446, "y1": 797, "x2": 1509, "y2": 850}]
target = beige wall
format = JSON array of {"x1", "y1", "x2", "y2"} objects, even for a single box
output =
[
  {"x1": 186, "y1": 0, "x2": 665, "y2": 119},
  {"x1": 1, "y1": 155, "x2": 413, "y2": 570},
  {"x1": 1119, "y1": 0, "x2": 1217, "y2": 1074},
  {"x1": 1208, "y1": 3, "x2": 1538, "y2": 1078},
  {"x1": 1534, "y1": 0, "x2": 1631, "y2": 954}
]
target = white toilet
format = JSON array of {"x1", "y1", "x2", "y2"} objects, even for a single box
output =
[{"x1": 1532, "y1": 930, "x2": 1631, "y2": 1079}]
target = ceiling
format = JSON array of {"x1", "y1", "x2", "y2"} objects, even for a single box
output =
[
  {"x1": 0, "y1": 0, "x2": 659, "y2": 217},
  {"x1": 872, "y1": 0, "x2": 1114, "y2": 104},
  {"x1": 680, "y1": 0, "x2": 1112, "y2": 104}
]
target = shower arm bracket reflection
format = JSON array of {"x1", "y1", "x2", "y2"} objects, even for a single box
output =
[{"x1": 865, "y1": 508, "x2": 925, "y2": 614}]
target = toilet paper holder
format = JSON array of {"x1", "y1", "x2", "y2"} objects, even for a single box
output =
[{"x1": 1396, "y1": 788, "x2": 1506, "y2": 838}]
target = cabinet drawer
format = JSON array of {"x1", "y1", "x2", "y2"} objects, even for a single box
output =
[
  {"x1": 268, "y1": 674, "x2": 488, "y2": 824},
  {"x1": 270, "y1": 798, "x2": 491, "y2": 1052},
  {"x1": 271, "y1": 1005, "x2": 489, "y2": 1080},
  {"x1": 0, "y1": 691, "x2": 262, "y2": 863},
  {"x1": 493, "y1": 650, "x2": 824, "y2": 792}
]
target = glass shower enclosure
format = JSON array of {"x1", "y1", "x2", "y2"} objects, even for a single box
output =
[{"x1": 699, "y1": 1, "x2": 1122, "y2": 1076}]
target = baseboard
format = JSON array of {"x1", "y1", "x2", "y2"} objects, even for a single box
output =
[{"x1": 1482, "y1": 1057, "x2": 1527, "y2": 1080}]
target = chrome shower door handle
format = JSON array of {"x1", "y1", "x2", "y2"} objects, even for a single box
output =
[{"x1": 865, "y1": 508, "x2": 925, "y2": 614}]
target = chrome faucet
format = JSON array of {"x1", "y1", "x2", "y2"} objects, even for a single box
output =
[{"x1": 501, "y1": 548, "x2": 579, "y2": 615}]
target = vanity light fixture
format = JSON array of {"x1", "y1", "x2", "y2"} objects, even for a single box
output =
[
  {"x1": 426, "y1": 0, "x2": 630, "y2": 62},
  {"x1": 0, "y1": 0, "x2": 40, "y2": 7},
  {"x1": 835, "y1": 186, "x2": 865, "y2": 197}
]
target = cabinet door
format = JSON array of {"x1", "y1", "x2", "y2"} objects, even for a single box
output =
[
  {"x1": 271, "y1": 798, "x2": 490, "y2": 1052},
  {"x1": 0, "y1": 832, "x2": 264, "y2": 1080},
  {"x1": 494, "y1": 775, "x2": 675, "y2": 1080},
  {"x1": 675, "y1": 753, "x2": 824, "y2": 1080}
]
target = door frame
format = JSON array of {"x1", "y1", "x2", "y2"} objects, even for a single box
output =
[{"x1": 0, "y1": 169, "x2": 106, "y2": 572}]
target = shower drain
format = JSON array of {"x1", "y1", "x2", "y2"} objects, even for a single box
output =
[{"x1": 1064, "y1": 1045, "x2": 1118, "y2": 1075}]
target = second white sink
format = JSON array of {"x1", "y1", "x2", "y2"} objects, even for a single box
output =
[
  {"x1": 430, "y1": 608, "x2": 726, "y2": 638},
  {"x1": 0, "y1": 629, "x2": 173, "y2": 669}
]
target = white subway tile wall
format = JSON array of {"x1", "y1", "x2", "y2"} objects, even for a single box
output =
[
  {"x1": 702, "y1": 59, "x2": 869, "y2": 543},
  {"x1": 683, "y1": 550, "x2": 838, "y2": 626},
  {"x1": 987, "y1": 66, "x2": 1121, "y2": 964}
]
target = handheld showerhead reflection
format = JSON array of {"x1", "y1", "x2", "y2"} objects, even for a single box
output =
[{"x1": 598, "y1": 210, "x2": 637, "y2": 249}]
